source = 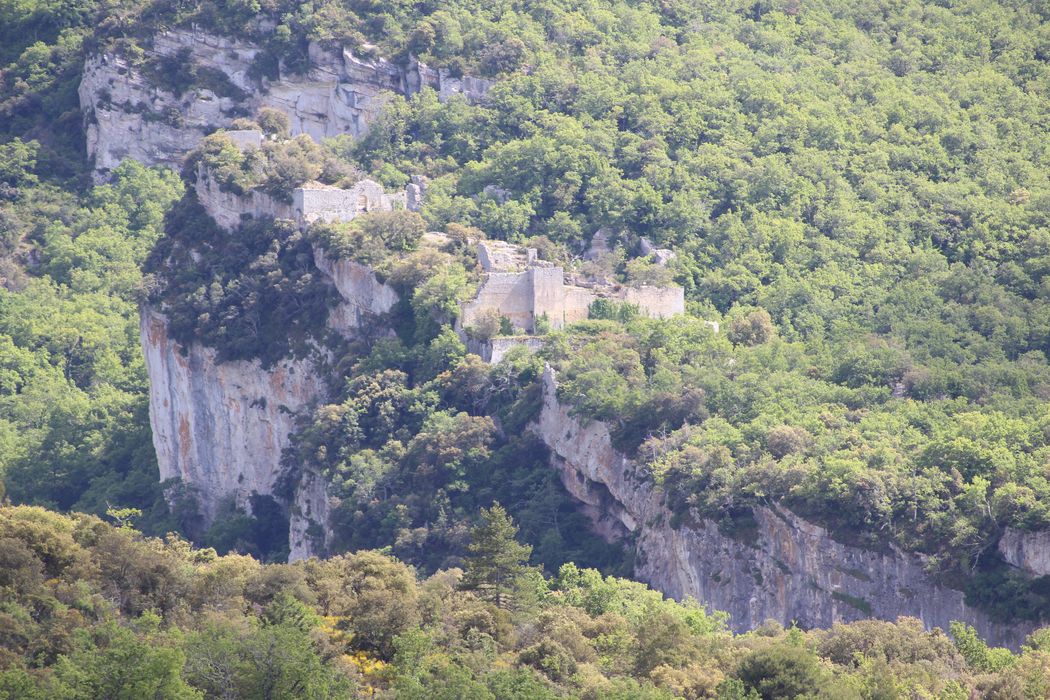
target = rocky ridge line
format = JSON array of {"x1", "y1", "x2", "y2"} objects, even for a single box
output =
[
  {"x1": 531, "y1": 365, "x2": 1038, "y2": 649},
  {"x1": 80, "y1": 28, "x2": 492, "y2": 181}
]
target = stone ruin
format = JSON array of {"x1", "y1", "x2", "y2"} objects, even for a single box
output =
[
  {"x1": 195, "y1": 130, "x2": 685, "y2": 359},
  {"x1": 460, "y1": 239, "x2": 685, "y2": 334},
  {"x1": 195, "y1": 129, "x2": 423, "y2": 232}
]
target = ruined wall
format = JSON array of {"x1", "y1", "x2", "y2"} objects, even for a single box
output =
[
  {"x1": 624, "y1": 285, "x2": 686, "y2": 318},
  {"x1": 563, "y1": 286, "x2": 595, "y2": 325},
  {"x1": 224, "y1": 129, "x2": 263, "y2": 150},
  {"x1": 196, "y1": 159, "x2": 396, "y2": 233},
  {"x1": 460, "y1": 247, "x2": 686, "y2": 333},
  {"x1": 461, "y1": 271, "x2": 536, "y2": 331},
  {"x1": 295, "y1": 180, "x2": 389, "y2": 225},
  {"x1": 530, "y1": 267, "x2": 567, "y2": 328},
  {"x1": 532, "y1": 365, "x2": 1037, "y2": 649}
]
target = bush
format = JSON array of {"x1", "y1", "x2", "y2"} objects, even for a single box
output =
[
  {"x1": 257, "y1": 107, "x2": 290, "y2": 139},
  {"x1": 735, "y1": 645, "x2": 826, "y2": 699},
  {"x1": 727, "y1": 310, "x2": 775, "y2": 346}
]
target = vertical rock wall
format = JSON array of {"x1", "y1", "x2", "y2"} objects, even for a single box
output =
[
  {"x1": 140, "y1": 309, "x2": 329, "y2": 559},
  {"x1": 80, "y1": 28, "x2": 493, "y2": 181},
  {"x1": 141, "y1": 248, "x2": 398, "y2": 559},
  {"x1": 998, "y1": 528, "x2": 1050, "y2": 577},
  {"x1": 194, "y1": 163, "x2": 297, "y2": 230},
  {"x1": 312, "y1": 248, "x2": 399, "y2": 335},
  {"x1": 532, "y1": 366, "x2": 1037, "y2": 648}
]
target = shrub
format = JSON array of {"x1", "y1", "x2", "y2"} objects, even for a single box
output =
[{"x1": 735, "y1": 645, "x2": 826, "y2": 699}]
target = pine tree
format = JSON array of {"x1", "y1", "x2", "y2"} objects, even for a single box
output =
[{"x1": 461, "y1": 503, "x2": 532, "y2": 609}]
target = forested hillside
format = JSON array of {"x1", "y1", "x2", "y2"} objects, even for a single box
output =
[
  {"x1": 3, "y1": 0, "x2": 1050, "y2": 695},
  {"x1": 2, "y1": 504, "x2": 1050, "y2": 698}
]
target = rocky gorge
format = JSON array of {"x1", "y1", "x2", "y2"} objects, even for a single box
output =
[{"x1": 79, "y1": 27, "x2": 1050, "y2": 647}]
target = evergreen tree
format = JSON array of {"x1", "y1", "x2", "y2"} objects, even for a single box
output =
[{"x1": 461, "y1": 503, "x2": 532, "y2": 609}]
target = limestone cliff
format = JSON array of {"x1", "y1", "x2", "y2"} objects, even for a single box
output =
[
  {"x1": 141, "y1": 308, "x2": 328, "y2": 559},
  {"x1": 80, "y1": 28, "x2": 493, "y2": 180},
  {"x1": 532, "y1": 365, "x2": 1038, "y2": 648},
  {"x1": 312, "y1": 249, "x2": 398, "y2": 335},
  {"x1": 999, "y1": 528, "x2": 1050, "y2": 577},
  {"x1": 141, "y1": 245, "x2": 398, "y2": 559}
]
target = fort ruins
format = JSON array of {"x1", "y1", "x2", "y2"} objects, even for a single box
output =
[
  {"x1": 196, "y1": 128, "x2": 685, "y2": 358},
  {"x1": 461, "y1": 239, "x2": 684, "y2": 333}
]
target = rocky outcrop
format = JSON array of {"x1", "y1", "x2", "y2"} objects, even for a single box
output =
[
  {"x1": 80, "y1": 32, "x2": 257, "y2": 180},
  {"x1": 193, "y1": 162, "x2": 298, "y2": 231},
  {"x1": 194, "y1": 158, "x2": 404, "y2": 233},
  {"x1": 999, "y1": 528, "x2": 1050, "y2": 577},
  {"x1": 312, "y1": 248, "x2": 398, "y2": 335},
  {"x1": 532, "y1": 366, "x2": 1036, "y2": 648},
  {"x1": 140, "y1": 308, "x2": 329, "y2": 559},
  {"x1": 141, "y1": 244, "x2": 398, "y2": 559},
  {"x1": 80, "y1": 28, "x2": 493, "y2": 180},
  {"x1": 465, "y1": 336, "x2": 546, "y2": 364}
]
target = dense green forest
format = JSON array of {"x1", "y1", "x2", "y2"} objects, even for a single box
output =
[
  {"x1": 3, "y1": 0, "x2": 1050, "y2": 694},
  {"x1": 2, "y1": 504, "x2": 1050, "y2": 699}
]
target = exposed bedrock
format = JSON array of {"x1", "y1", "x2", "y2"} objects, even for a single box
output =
[
  {"x1": 531, "y1": 365, "x2": 1038, "y2": 648},
  {"x1": 999, "y1": 527, "x2": 1050, "y2": 577},
  {"x1": 140, "y1": 253, "x2": 397, "y2": 560},
  {"x1": 140, "y1": 308, "x2": 328, "y2": 560},
  {"x1": 80, "y1": 28, "x2": 493, "y2": 180}
]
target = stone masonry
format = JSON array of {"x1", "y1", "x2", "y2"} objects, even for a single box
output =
[
  {"x1": 194, "y1": 129, "x2": 417, "y2": 233},
  {"x1": 460, "y1": 240, "x2": 685, "y2": 333}
]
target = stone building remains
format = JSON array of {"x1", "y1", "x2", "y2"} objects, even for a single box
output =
[
  {"x1": 195, "y1": 129, "x2": 419, "y2": 232},
  {"x1": 460, "y1": 240, "x2": 684, "y2": 333}
]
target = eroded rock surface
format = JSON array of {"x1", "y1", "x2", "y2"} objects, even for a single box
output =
[
  {"x1": 141, "y1": 308, "x2": 329, "y2": 559},
  {"x1": 999, "y1": 527, "x2": 1050, "y2": 577},
  {"x1": 140, "y1": 246, "x2": 398, "y2": 559},
  {"x1": 80, "y1": 28, "x2": 493, "y2": 180},
  {"x1": 532, "y1": 365, "x2": 1037, "y2": 648}
]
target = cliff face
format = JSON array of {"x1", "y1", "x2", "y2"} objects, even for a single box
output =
[
  {"x1": 193, "y1": 162, "x2": 297, "y2": 231},
  {"x1": 80, "y1": 28, "x2": 492, "y2": 180},
  {"x1": 141, "y1": 247, "x2": 398, "y2": 559},
  {"x1": 192, "y1": 158, "x2": 400, "y2": 337},
  {"x1": 312, "y1": 249, "x2": 399, "y2": 335},
  {"x1": 532, "y1": 366, "x2": 1037, "y2": 648},
  {"x1": 141, "y1": 308, "x2": 328, "y2": 559},
  {"x1": 999, "y1": 528, "x2": 1050, "y2": 577}
]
